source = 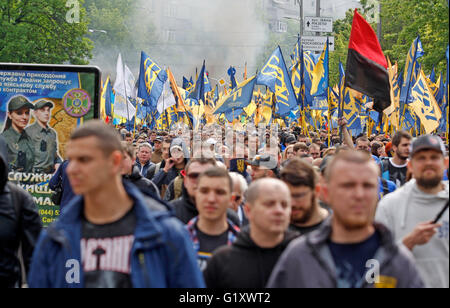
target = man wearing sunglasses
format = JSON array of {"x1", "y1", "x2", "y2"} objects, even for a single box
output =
[
  {"x1": 26, "y1": 99, "x2": 62, "y2": 174},
  {"x1": 171, "y1": 158, "x2": 240, "y2": 226}
]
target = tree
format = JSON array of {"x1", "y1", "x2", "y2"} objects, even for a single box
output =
[
  {"x1": 0, "y1": 0, "x2": 93, "y2": 64},
  {"x1": 380, "y1": 0, "x2": 449, "y2": 75},
  {"x1": 329, "y1": 0, "x2": 449, "y2": 85}
]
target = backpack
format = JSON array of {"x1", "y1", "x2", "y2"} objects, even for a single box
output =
[
  {"x1": 379, "y1": 178, "x2": 390, "y2": 198},
  {"x1": 173, "y1": 176, "x2": 184, "y2": 200},
  {"x1": 380, "y1": 158, "x2": 391, "y2": 181}
]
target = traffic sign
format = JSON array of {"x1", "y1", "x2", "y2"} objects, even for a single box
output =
[
  {"x1": 304, "y1": 17, "x2": 333, "y2": 33},
  {"x1": 301, "y1": 36, "x2": 334, "y2": 52}
]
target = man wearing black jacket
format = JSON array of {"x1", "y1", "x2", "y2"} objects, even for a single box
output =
[
  {"x1": 171, "y1": 158, "x2": 240, "y2": 226},
  {"x1": 0, "y1": 135, "x2": 41, "y2": 288},
  {"x1": 203, "y1": 178, "x2": 298, "y2": 288}
]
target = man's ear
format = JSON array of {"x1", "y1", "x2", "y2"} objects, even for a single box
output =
[
  {"x1": 407, "y1": 159, "x2": 413, "y2": 173},
  {"x1": 244, "y1": 203, "x2": 251, "y2": 218},
  {"x1": 110, "y1": 150, "x2": 124, "y2": 173},
  {"x1": 321, "y1": 182, "x2": 331, "y2": 205}
]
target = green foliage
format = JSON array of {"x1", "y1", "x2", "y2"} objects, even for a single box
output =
[
  {"x1": 330, "y1": 0, "x2": 449, "y2": 85},
  {"x1": 380, "y1": 0, "x2": 449, "y2": 75},
  {"x1": 0, "y1": 0, "x2": 93, "y2": 64}
]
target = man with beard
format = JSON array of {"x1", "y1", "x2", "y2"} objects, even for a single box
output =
[
  {"x1": 267, "y1": 150, "x2": 424, "y2": 288},
  {"x1": 380, "y1": 130, "x2": 412, "y2": 187},
  {"x1": 280, "y1": 158, "x2": 329, "y2": 235},
  {"x1": 376, "y1": 135, "x2": 449, "y2": 288}
]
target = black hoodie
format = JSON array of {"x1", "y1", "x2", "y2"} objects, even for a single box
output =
[
  {"x1": 0, "y1": 136, "x2": 42, "y2": 287},
  {"x1": 171, "y1": 185, "x2": 241, "y2": 226},
  {"x1": 203, "y1": 226, "x2": 299, "y2": 288}
]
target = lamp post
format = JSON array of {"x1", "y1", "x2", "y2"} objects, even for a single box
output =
[{"x1": 88, "y1": 29, "x2": 108, "y2": 34}]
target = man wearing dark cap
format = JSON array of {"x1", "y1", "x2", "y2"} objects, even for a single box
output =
[
  {"x1": 1, "y1": 95, "x2": 35, "y2": 173},
  {"x1": 26, "y1": 99, "x2": 62, "y2": 174},
  {"x1": 150, "y1": 136, "x2": 163, "y2": 164},
  {"x1": 376, "y1": 135, "x2": 449, "y2": 288}
]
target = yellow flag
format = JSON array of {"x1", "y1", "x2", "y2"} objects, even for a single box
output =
[{"x1": 410, "y1": 70, "x2": 442, "y2": 134}]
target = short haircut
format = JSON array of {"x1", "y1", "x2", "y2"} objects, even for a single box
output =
[
  {"x1": 309, "y1": 143, "x2": 321, "y2": 151},
  {"x1": 325, "y1": 150, "x2": 378, "y2": 182},
  {"x1": 392, "y1": 130, "x2": 412, "y2": 147},
  {"x1": 185, "y1": 157, "x2": 217, "y2": 173},
  {"x1": 70, "y1": 120, "x2": 122, "y2": 156},
  {"x1": 246, "y1": 178, "x2": 288, "y2": 205},
  {"x1": 229, "y1": 172, "x2": 248, "y2": 194},
  {"x1": 125, "y1": 132, "x2": 132, "y2": 138},
  {"x1": 356, "y1": 136, "x2": 369, "y2": 145},
  {"x1": 198, "y1": 167, "x2": 232, "y2": 193},
  {"x1": 121, "y1": 142, "x2": 136, "y2": 158},
  {"x1": 280, "y1": 158, "x2": 317, "y2": 189},
  {"x1": 294, "y1": 142, "x2": 308, "y2": 152},
  {"x1": 138, "y1": 142, "x2": 152, "y2": 152}
]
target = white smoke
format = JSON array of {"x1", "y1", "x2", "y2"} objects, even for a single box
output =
[{"x1": 89, "y1": 0, "x2": 268, "y2": 85}]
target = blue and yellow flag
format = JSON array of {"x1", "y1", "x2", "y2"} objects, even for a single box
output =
[
  {"x1": 228, "y1": 66, "x2": 237, "y2": 89},
  {"x1": 261, "y1": 90, "x2": 274, "y2": 125},
  {"x1": 303, "y1": 51, "x2": 320, "y2": 108},
  {"x1": 410, "y1": 70, "x2": 442, "y2": 134},
  {"x1": 400, "y1": 36, "x2": 425, "y2": 104},
  {"x1": 137, "y1": 51, "x2": 167, "y2": 112},
  {"x1": 100, "y1": 76, "x2": 113, "y2": 120},
  {"x1": 311, "y1": 41, "x2": 329, "y2": 97},
  {"x1": 290, "y1": 35, "x2": 301, "y2": 67},
  {"x1": 257, "y1": 46, "x2": 298, "y2": 116},
  {"x1": 214, "y1": 76, "x2": 257, "y2": 115},
  {"x1": 183, "y1": 77, "x2": 193, "y2": 91},
  {"x1": 189, "y1": 60, "x2": 207, "y2": 103}
]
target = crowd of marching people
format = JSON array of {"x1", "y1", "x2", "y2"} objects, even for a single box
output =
[{"x1": 1, "y1": 118, "x2": 448, "y2": 288}]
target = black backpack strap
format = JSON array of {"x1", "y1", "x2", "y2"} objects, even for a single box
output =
[{"x1": 380, "y1": 178, "x2": 390, "y2": 197}]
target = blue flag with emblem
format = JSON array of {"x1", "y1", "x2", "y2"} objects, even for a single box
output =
[
  {"x1": 400, "y1": 36, "x2": 425, "y2": 105},
  {"x1": 303, "y1": 51, "x2": 320, "y2": 108},
  {"x1": 182, "y1": 77, "x2": 192, "y2": 90},
  {"x1": 311, "y1": 40, "x2": 329, "y2": 98},
  {"x1": 137, "y1": 51, "x2": 167, "y2": 113},
  {"x1": 188, "y1": 60, "x2": 207, "y2": 103},
  {"x1": 214, "y1": 76, "x2": 257, "y2": 115},
  {"x1": 410, "y1": 70, "x2": 442, "y2": 134},
  {"x1": 257, "y1": 46, "x2": 298, "y2": 116}
]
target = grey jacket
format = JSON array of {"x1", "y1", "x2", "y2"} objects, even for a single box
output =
[{"x1": 267, "y1": 218, "x2": 424, "y2": 288}]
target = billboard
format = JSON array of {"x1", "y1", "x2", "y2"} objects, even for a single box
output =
[{"x1": 0, "y1": 63, "x2": 100, "y2": 226}]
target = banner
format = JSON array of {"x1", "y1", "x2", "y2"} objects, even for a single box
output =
[{"x1": 0, "y1": 63, "x2": 100, "y2": 226}]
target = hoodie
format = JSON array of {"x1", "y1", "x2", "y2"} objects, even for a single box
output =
[
  {"x1": 203, "y1": 226, "x2": 299, "y2": 288},
  {"x1": 267, "y1": 218, "x2": 424, "y2": 288},
  {"x1": 152, "y1": 138, "x2": 189, "y2": 192},
  {"x1": 171, "y1": 185, "x2": 241, "y2": 226},
  {"x1": 376, "y1": 179, "x2": 449, "y2": 288},
  {"x1": 28, "y1": 181, "x2": 204, "y2": 288}
]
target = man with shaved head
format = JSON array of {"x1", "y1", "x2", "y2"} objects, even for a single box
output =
[
  {"x1": 268, "y1": 150, "x2": 423, "y2": 288},
  {"x1": 203, "y1": 178, "x2": 299, "y2": 288}
]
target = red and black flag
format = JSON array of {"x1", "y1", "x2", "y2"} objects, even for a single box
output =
[{"x1": 345, "y1": 9, "x2": 391, "y2": 113}]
